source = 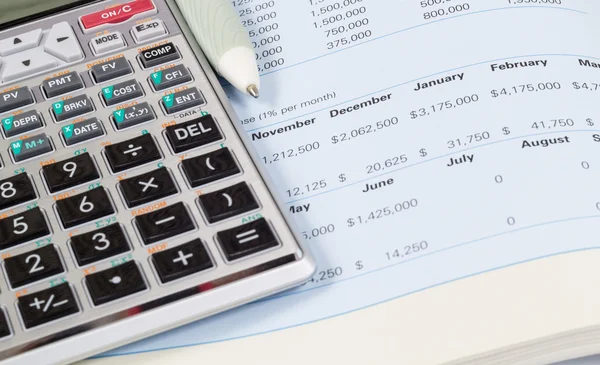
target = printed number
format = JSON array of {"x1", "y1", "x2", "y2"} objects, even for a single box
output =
[
  {"x1": 25, "y1": 254, "x2": 44, "y2": 274},
  {"x1": 63, "y1": 162, "x2": 77, "y2": 178},
  {"x1": 79, "y1": 195, "x2": 94, "y2": 213},
  {"x1": 0, "y1": 182, "x2": 16, "y2": 199},
  {"x1": 13, "y1": 216, "x2": 28, "y2": 235},
  {"x1": 93, "y1": 233, "x2": 110, "y2": 251}
]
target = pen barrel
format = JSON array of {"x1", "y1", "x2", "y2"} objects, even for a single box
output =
[{"x1": 174, "y1": 0, "x2": 253, "y2": 73}]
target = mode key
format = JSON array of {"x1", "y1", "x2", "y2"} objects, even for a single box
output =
[
  {"x1": 42, "y1": 71, "x2": 84, "y2": 98},
  {"x1": 2, "y1": 110, "x2": 43, "y2": 137},
  {"x1": 162, "y1": 87, "x2": 204, "y2": 115},
  {"x1": 139, "y1": 42, "x2": 180, "y2": 68},
  {"x1": 101, "y1": 80, "x2": 143, "y2": 106},
  {"x1": 0, "y1": 87, "x2": 34, "y2": 114},
  {"x1": 52, "y1": 95, "x2": 94, "y2": 122},
  {"x1": 90, "y1": 57, "x2": 132, "y2": 84}
]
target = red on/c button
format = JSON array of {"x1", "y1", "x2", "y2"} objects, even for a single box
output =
[{"x1": 80, "y1": 0, "x2": 156, "y2": 30}]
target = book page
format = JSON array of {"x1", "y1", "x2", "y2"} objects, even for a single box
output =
[{"x1": 94, "y1": 0, "x2": 600, "y2": 361}]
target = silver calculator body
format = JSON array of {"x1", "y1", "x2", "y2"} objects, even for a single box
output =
[{"x1": 0, "y1": 1, "x2": 316, "y2": 363}]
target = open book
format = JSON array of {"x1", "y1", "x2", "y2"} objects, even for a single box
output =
[{"x1": 84, "y1": 1, "x2": 600, "y2": 364}]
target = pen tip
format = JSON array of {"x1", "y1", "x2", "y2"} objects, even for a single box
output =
[{"x1": 247, "y1": 84, "x2": 260, "y2": 98}]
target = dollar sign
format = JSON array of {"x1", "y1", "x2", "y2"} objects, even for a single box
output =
[
  {"x1": 419, "y1": 148, "x2": 427, "y2": 157},
  {"x1": 491, "y1": 90, "x2": 499, "y2": 98},
  {"x1": 347, "y1": 218, "x2": 355, "y2": 227},
  {"x1": 573, "y1": 82, "x2": 580, "y2": 90},
  {"x1": 587, "y1": 118, "x2": 594, "y2": 127},
  {"x1": 331, "y1": 136, "x2": 339, "y2": 144},
  {"x1": 502, "y1": 127, "x2": 511, "y2": 135},
  {"x1": 410, "y1": 111, "x2": 418, "y2": 119},
  {"x1": 355, "y1": 261, "x2": 363, "y2": 270},
  {"x1": 338, "y1": 174, "x2": 346, "y2": 183}
]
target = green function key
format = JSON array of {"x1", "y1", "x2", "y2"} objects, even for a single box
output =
[
  {"x1": 51, "y1": 95, "x2": 94, "y2": 122},
  {"x1": 62, "y1": 118, "x2": 105, "y2": 146},
  {"x1": 10, "y1": 133, "x2": 53, "y2": 162},
  {"x1": 162, "y1": 87, "x2": 204, "y2": 115},
  {"x1": 101, "y1": 79, "x2": 144, "y2": 106},
  {"x1": 2, "y1": 110, "x2": 43, "y2": 137},
  {"x1": 112, "y1": 102, "x2": 155, "y2": 130},
  {"x1": 150, "y1": 65, "x2": 192, "y2": 91}
]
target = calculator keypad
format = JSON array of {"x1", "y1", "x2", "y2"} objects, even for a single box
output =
[{"x1": 0, "y1": 0, "x2": 303, "y2": 358}]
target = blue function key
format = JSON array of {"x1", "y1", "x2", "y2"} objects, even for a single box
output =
[
  {"x1": 11, "y1": 133, "x2": 53, "y2": 162},
  {"x1": 112, "y1": 102, "x2": 155, "y2": 130}
]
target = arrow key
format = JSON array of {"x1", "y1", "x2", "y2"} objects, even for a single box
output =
[
  {"x1": 1, "y1": 48, "x2": 57, "y2": 82},
  {"x1": 44, "y1": 22, "x2": 83, "y2": 62},
  {"x1": 0, "y1": 29, "x2": 42, "y2": 56}
]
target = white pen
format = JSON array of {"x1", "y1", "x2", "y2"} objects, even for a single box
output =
[{"x1": 175, "y1": 0, "x2": 261, "y2": 98}]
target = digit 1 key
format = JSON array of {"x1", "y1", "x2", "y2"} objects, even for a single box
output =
[
  {"x1": 42, "y1": 153, "x2": 101, "y2": 194},
  {"x1": 0, "y1": 173, "x2": 37, "y2": 211},
  {"x1": 55, "y1": 188, "x2": 115, "y2": 229},
  {"x1": 0, "y1": 207, "x2": 50, "y2": 250}
]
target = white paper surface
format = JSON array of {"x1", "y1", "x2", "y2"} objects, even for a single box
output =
[{"x1": 96, "y1": 1, "x2": 600, "y2": 362}]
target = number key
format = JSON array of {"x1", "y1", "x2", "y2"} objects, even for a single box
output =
[
  {"x1": 4, "y1": 245, "x2": 65, "y2": 289},
  {"x1": 0, "y1": 173, "x2": 37, "y2": 211},
  {"x1": 55, "y1": 188, "x2": 115, "y2": 229},
  {"x1": 70, "y1": 224, "x2": 130, "y2": 266},
  {"x1": 42, "y1": 153, "x2": 100, "y2": 194},
  {"x1": 0, "y1": 207, "x2": 50, "y2": 250}
]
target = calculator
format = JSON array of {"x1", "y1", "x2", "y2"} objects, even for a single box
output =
[{"x1": 0, "y1": 0, "x2": 316, "y2": 363}]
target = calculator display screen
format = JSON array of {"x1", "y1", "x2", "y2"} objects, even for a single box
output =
[{"x1": 0, "y1": 0, "x2": 97, "y2": 29}]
